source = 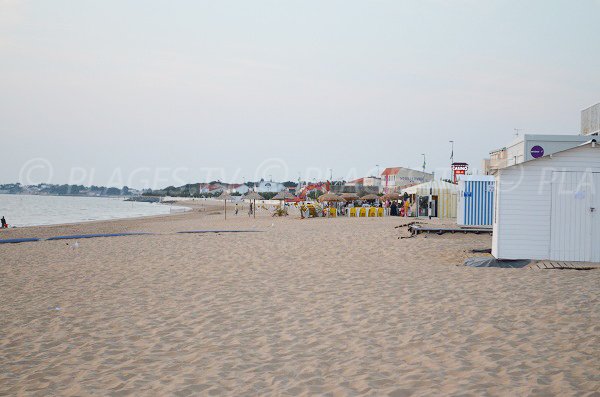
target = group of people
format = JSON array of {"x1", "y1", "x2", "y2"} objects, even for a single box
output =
[
  {"x1": 231, "y1": 197, "x2": 413, "y2": 219},
  {"x1": 231, "y1": 202, "x2": 256, "y2": 216},
  {"x1": 387, "y1": 200, "x2": 411, "y2": 217},
  {"x1": 229, "y1": 202, "x2": 257, "y2": 217},
  {"x1": 334, "y1": 199, "x2": 412, "y2": 217}
]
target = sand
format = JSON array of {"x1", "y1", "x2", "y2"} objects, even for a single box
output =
[{"x1": 1, "y1": 200, "x2": 598, "y2": 396}]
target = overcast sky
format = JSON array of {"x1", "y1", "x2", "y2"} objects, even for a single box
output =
[{"x1": 1, "y1": 0, "x2": 599, "y2": 189}]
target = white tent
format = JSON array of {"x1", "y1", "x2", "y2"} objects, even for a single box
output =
[{"x1": 403, "y1": 180, "x2": 458, "y2": 218}]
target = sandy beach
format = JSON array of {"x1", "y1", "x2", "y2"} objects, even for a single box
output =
[{"x1": 1, "y1": 200, "x2": 598, "y2": 396}]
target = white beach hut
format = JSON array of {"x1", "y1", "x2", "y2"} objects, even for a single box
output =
[
  {"x1": 403, "y1": 180, "x2": 458, "y2": 218},
  {"x1": 457, "y1": 175, "x2": 495, "y2": 227},
  {"x1": 492, "y1": 140, "x2": 600, "y2": 261}
]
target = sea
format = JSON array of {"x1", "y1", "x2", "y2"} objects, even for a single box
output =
[{"x1": 0, "y1": 194, "x2": 187, "y2": 227}]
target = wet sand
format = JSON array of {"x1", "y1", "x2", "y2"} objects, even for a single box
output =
[{"x1": 1, "y1": 200, "x2": 598, "y2": 396}]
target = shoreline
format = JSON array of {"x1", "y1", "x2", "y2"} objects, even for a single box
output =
[
  {"x1": 0, "y1": 199, "x2": 246, "y2": 240},
  {"x1": 0, "y1": 196, "x2": 193, "y2": 232}
]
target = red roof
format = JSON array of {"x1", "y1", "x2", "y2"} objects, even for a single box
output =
[
  {"x1": 381, "y1": 167, "x2": 401, "y2": 176},
  {"x1": 350, "y1": 178, "x2": 364, "y2": 184}
]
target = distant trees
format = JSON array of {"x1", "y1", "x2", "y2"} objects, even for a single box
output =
[
  {"x1": 106, "y1": 187, "x2": 121, "y2": 196},
  {"x1": 0, "y1": 183, "x2": 135, "y2": 197},
  {"x1": 308, "y1": 190, "x2": 323, "y2": 200},
  {"x1": 0, "y1": 183, "x2": 23, "y2": 194},
  {"x1": 261, "y1": 192, "x2": 277, "y2": 200}
]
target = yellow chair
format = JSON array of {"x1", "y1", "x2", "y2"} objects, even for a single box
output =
[
  {"x1": 378, "y1": 207, "x2": 384, "y2": 217},
  {"x1": 368, "y1": 207, "x2": 377, "y2": 217},
  {"x1": 359, "y1": 207, "x2": 367, "y2": 217},
  {"x1": 349, "y1": 207, "x2": 357, "y2": 217},
  {"x1": 329, "y1": 207, "x2": 337, "y2": 217}
]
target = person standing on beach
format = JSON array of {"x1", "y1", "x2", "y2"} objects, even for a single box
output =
[
  {"x1": 1, "y1": 216, "x2": 7, "y2": 228},
  {"x1": 390, "y1": 201, "x2": 398, "y2": 216},
  {"x1": 235, "y1": 204, "x2": 239, "y2": 215}
]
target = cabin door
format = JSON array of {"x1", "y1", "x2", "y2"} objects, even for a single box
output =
[
  {"x1": 592, "y1": 173, "x2": 600, "y2": 262},
  {"x1": 550, "y1": 172, "x2": 593, "y2": 262}
]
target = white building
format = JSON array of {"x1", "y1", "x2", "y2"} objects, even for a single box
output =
[
  {"x1": 484, "y1": 101, "x2": 599, "y2": 175},
  {"x1": 256, "y1": 180, "x2": 285, "y2": 193},
  {"x1": 505, "y1": 134, "x2": 592, "y2": 167},
  {"x1": 381, "y1": 167, "x2": 433, "y2": 193},
  {"x1": 581, "y1": 102, "x2": 600, "y2": 136},
  {"x1": 228, "y1": 184, "x2": 250, "y2": 195},
  {"x1": 492, "y1": 140, "x2": 600, "y2": 261},
  {"x1": 346, "y1": 177, "x2": 382, "y2": 192}
]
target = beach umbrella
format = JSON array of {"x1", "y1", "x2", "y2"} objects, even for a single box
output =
[
  {"x1": 272, "y1": 191, "x2": 296, "y2": 212},
  {"x1": 317, "y1": 193, "x2": 344, "y2": 203},
  {"x1": 360, "y1": 194, "x2": 379, "y2": 201},
  {"x1": 382, "y1": 192, "x2": 401, "y2": 201},
  {"x1": 317, "y1": 192, "x2": 344, "y2": 217},
  {"x1": 244, "y1": 191, "x2": 264, "y2": 219},
  {"x1": 272, "y1": 191, "x2": 296, "y2": 201},
  {"x1": 341, "y1": 192, "x2": 359, "y2": 201},
  {"x1": 217, "y1": 191, "x2": 233, "y2": 219}
]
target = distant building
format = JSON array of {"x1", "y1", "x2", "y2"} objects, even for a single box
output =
[
  {"x1": 484, "y1": 134, "x2": 591, "y2": 175},
  {"x1": 484, "y1": 103, "x2": 599, "y2": 175},
  {"x1": 207, "y1": 184, "x2": 224, "y2": 194},
  {"x1": 581, "y1": 102, "x2": 600, "y2": 136},
  {"x1": 346, "y1": 177, "x2": 382, "y2": 193},
  {"x1": 482, "y1": 147, "x2": 508, "y2": 175},
  {"x1": 256, "y1": 179, "x2": 285, "y2": 193},
  {"x1": 380, "y1": 167, "x2": 433, "y2": 193},
  {"x1": 228, "y1": 184, "x2": 249, "y2": 195}
]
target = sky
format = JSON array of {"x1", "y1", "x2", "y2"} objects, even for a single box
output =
[{"x1": 1, "y1": 0, "x2": 599, "y2": 189}]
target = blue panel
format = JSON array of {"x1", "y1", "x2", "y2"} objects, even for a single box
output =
[
  {"x1": 0, "y1": 238, "x2": 40, "y2": 244},
  {"x1": 46, "y1": 232, "x2": 152, "y2": 241},
  {"x1": 462, "y1": 180, "x2": 494, "y2": 226}
]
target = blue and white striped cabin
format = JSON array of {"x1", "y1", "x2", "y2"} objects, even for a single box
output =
[{"x1": 457, "y1": 175, "x2": 495, "y2": 226}]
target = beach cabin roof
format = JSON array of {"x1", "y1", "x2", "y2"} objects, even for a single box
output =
[
  {"x1": 457, "y1": 175, "x2": 495, "y2": 182},
  {"x1": 401, "y1": 180, "x2": 458, "y2": 195},
  {"x1": 501, "y1": 138, "x2": 598, "y2": 170}
]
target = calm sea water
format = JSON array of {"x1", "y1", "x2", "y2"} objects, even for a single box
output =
[{"x1": 0, "y1": 194, "x2": 186, "y2": 227}]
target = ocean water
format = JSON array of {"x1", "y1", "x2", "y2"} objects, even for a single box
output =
[{"x1": 0, "y1": 194, "x2": 187, "y2": 227}]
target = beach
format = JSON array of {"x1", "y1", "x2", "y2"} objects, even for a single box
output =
[{"x1": 0, "y1": 200, "x2": 598, "y2": 396}]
